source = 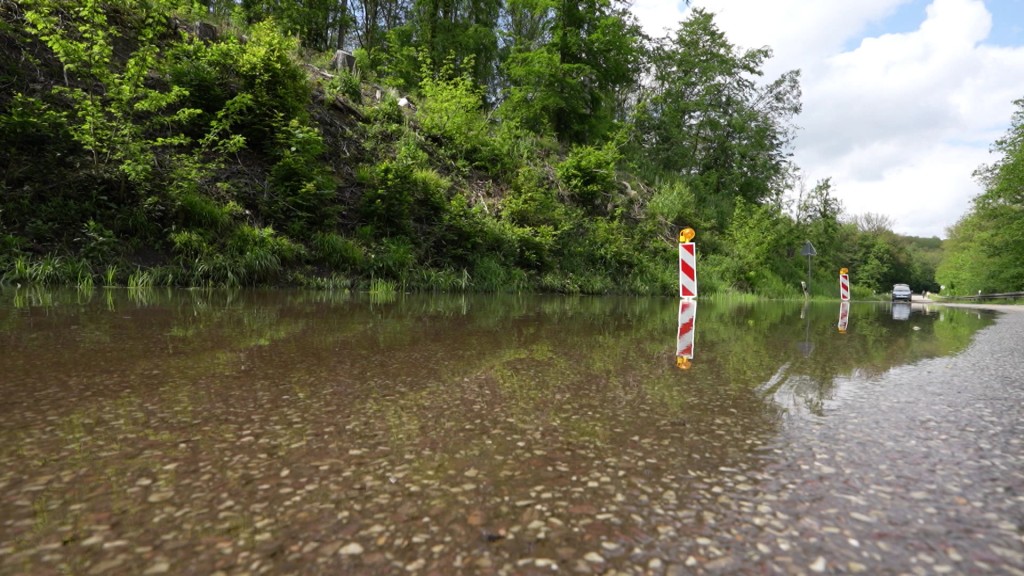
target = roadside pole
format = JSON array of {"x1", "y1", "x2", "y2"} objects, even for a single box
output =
[
  {"x1": 801, "y1": 241, "x2": 817, "y2": 297},
  {"x1": 679, "y1": 228, "x2": 697, "y2": 299}
]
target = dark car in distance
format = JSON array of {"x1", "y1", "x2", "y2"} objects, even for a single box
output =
[{"x1": 891, "y1": 283, "x2": 912, "y2": 302}]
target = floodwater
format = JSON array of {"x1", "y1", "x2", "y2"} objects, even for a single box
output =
[{"x1": 1, "y1": 289, "x2": 1021, "y2": 575}]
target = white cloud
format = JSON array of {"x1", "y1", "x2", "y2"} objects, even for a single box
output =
[{"x1": 631, "y1": 0, "x2": 1024, "y2": 238}]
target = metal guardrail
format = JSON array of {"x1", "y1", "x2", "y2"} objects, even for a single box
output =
[{"x1": 936, "y1": 291, "x2": 1024, "y2": 301}]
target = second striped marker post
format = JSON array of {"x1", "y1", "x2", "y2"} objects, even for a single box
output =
[{"x1": 679, "y1": 228, "x2": 697, "y2": 299}]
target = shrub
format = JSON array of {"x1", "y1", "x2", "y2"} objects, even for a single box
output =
[
  {"x1": 358, "y1": 160, "x2": 414, "y2": 237},
  {"x1": 76, "y1": 219, "x2": 118, "y2": 262},
  {"x1": 267, "y1": 118, "x2": 338, "y2": 235},
  {"x1": 325, "y1": 69, "x2": 362, "y2": 103},
  {"x1": 418, "y1": 64, "x2": 488, "y2": 161},
  {"x1": 501, "y1": 167, "x2": 565, "y2": 229},
  {"x1": 371, "y1": 236, "x2": 415, "y2": 281},
  {"x1": 556, "y1": 143, "x2": 620, "y2": 213},
  {"x1": 313, "y1": 232, "x2": 365, "y2": 270},
  {"x1": 471, "y1": 256, "x2": 511, "y2": 292},
  {"x1": 647, "y1": 178, "x2": 699, "y2": 229}
]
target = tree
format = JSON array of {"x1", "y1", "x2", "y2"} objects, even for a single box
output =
[
  {"x1": 631, "y1": 9, "x2": 801, "y2": 227},
  {"x1": 936, "y1": 213, "x2": 996, "y2": 294},
  {"x1": 241, "y1": 0, "x2": 352, "y2": 51},
  {"x1": 498, "y1": 0, "x2": 643, "y2": 144},
  {"x1": 383, "y1": 0, "x2": 501, "y2": 91},
  {"x1": 551, "y1": 0, "x2": 643, "y2": 143},
  {"x1": 351, "y1": 0, "x2": 403, "y2": 59},
  {"x1": 850, "y1": 212, "x2": 896, "y2": 235},
  {"x1": 937, "y1": 98, "x2": 1024, "y2": 294}
]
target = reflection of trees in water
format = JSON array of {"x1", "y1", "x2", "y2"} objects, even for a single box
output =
[
  {"x1": 691, "y1": 300, "x2": 992, "y2": 417},
  {"x1": 0, "y1": 290, "x2": 992, "y2": 461}
]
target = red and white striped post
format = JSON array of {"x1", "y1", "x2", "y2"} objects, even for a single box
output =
[
  {"x1": 839, "y1": 268, "x2": 850, "y2": 302},
  {"x1": 838, "y1": 301, "x2": 850, "y2": 333},
  {"x1": 679, "y1": 228, "x2": 697, "y2": 299},
  {"x1": 676, "y1": 299, "x2": 697, "y2": 369}
]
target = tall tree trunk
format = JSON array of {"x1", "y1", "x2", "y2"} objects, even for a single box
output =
[{"x1": 336, "y1": 0, "x2": 348, "y2": 49}]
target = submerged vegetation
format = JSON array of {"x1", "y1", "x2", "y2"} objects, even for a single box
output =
[{"x1": 0, "y1": 0, "x2": 973, "y2": 296}]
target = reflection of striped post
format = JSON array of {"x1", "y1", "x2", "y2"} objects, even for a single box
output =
[
  {"x1": 679, "y1": 242, "x2": 697, "y2": 299},
  {"x1": 839, "y1": 271, "x2": 850, "y2": 301},
  {"x1": 677, "y1": 299, "x2": 697, "y2": 362},
  {"x1": 838, "y1": 301, "x2": 850, "y2": 333}
]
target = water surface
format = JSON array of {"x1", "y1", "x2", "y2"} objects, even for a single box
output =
[{"x1": 1, "y1": 289, "x2": 1015, "y2": 575}]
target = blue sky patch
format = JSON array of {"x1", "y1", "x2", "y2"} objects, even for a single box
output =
[{"x1": 849, "y1": 0, "x2": 1023, "y2": 50}]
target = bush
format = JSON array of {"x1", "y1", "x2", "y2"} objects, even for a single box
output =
[
  {"x1": 647, "y1": 178, "x2": 699, "y2": 228},
  {"x1": 266, "y1": 119, "x2": 338, "y2": 236},
  {"x1": 357, "y1": 158, "x2": 449, "y2": 240},
  {"x1": 556, "y1": 143, "x2": 620, "y2": 213},
  {"x1": 470, "y1": 255, "x2": 529, "y2": 293},
  {"x1": 371, "y1": 236, "x2": 416, "y2": 281},
  {"x1": 501, "y1": 167, "x2": 565, "y2": 229},
  {"x1": 418, "y1": 65, "x2": 488, "y2": 161},
  {"x1": 313, "y1": 232, "x2": 366, "y2": 270},
  {"x1": 325, "y1": 69, "x2": 362, "y2": 103}
]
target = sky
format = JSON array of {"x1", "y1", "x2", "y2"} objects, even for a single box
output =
[{"x1": 630, "y1": 0, "x2": 1024, "y2": 239}]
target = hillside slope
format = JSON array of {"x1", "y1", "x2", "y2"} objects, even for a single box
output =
[{"x1": 0, "y1": 2, "x2": 677, "y2": 293}]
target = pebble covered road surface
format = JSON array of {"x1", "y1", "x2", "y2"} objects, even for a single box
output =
[{"x1": 0, "y1": 300, "x2": 1021, "y2": 575}]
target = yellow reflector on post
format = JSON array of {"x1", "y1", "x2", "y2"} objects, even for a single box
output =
[
  {"x1": 679, "y1": 228, "x2": 696, "y2": 243},
  {"x1": 840, "y1": 267, "x2": 848, "y2": 274}
]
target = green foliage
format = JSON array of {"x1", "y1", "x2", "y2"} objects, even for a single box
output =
[
  {"x1": 0, "y1": 0, "x2": 944, "y2": 297},
  {"x1": 368, "y1": 277, "x2": 398, "y2": 302},
  {"x1": 502, "y1": 167, "x2": 565, "y2": 228},
  {"x1": 239, "y1": 0, "x2": 350, "y2": 52},
  {"x1": 469, "y1": 255, "x2": 530, "y2": 293},
  {"x1": 417, "y1": 61, "x2": 489, "y2": 162},
  {"x1": 267, "y1": 118, "x2": 337, "y2": 235},
  {"x1": 356, "y1": 154, "x2": 449, "y2": 241},
  {"x1": 632, "y1": 9, "x2": 801, "y2": 226},
  {"x1": 1, "y1": 253, "x2": 93, "y2": 286},
  {"x1": 76, "y1": 219, "x2": 118, "y2": 262},
  {"x1": 936, "y1": 213, "x2": 998, "y2": 295},
  {"x1": 499, "y1": 0, "x2": 643, "y2": 144},
  {"x1": 556, "y1": 142, "x2": 620, "y2": 213},
  {"x1": 22, "y1": 0, "x2": 195, "y2": 181},
  {"x1": 313, "y1": 232, "x2": 366, "y2": 270},
  {"x1": 370, "y1": 237, "x2": 415, "y2": 281},
  {"x1": 646, "y1": 178, "x2": 700, "y2": 240},
  {"x1": 720, "y1": 199, "x2": 787, "y2": 292},
  {"x1": 381, "y1": 0, "x2": 500, "y2": 92},
  {"x1": 0, "y1": 94, "x2": 71, "y2": 162},
  {"x1": 498, "y1": 46, "x2": 561, "y2": 136},
  {"x1": 937, "y1": 98, "x2": 1024, "y2": 295},
  {"x1": 325, "y1": 69, "x2": 363, "y2": 103}
]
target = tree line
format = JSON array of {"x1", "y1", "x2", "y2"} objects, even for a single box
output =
[
  {"x1": 0, "y1": 0, "x2": 948, "y2": 296},
  {"x1": 936, "y1": 99, "x2": 1024, "y2": 296}
]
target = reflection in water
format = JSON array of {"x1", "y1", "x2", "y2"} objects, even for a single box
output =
[
  {"x1": 837, "y1": 300, "x2": 850, "y2": 333},
  {"x1": 892, "y1": 301, "x2": 911, "y2": 321},
  {"x1": 0, "y1": 289, "x2": 1000, "y2": 574},
  {"x1": 797, "y1": 301, "x2": 814, "y2": 356},
  {"x1": 675, "y1": 299, "x2": 697, "y2": 369}
]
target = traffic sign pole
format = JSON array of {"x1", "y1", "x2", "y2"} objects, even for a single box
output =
[{"x1": 801, "y1": 241, "x2": 817, "y2": 297}]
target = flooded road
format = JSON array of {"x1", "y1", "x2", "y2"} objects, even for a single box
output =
[{"x1": 1, "y1": 289, "x2": 1021, "y2": 575}]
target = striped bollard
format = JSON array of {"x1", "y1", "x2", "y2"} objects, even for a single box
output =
[
  {"x1": 838, "y1": 301, "x2": 850, "y2": 333},
  {"x1": 676, "y1": 299, "x2": 697, "y2": 369},
  {"x1": 679, "y1": 228, "x2": 697, "y2": 299},
  {"x1": 839, "y1": 267, "x2": 850, "y2": 302}
]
